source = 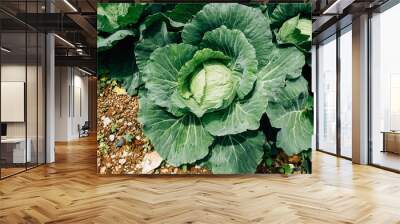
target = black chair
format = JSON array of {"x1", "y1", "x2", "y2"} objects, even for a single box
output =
[{"x1": 79, "y1": 121, "x2": 90, "y2": 138}]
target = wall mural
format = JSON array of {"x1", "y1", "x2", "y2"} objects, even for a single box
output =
[{"x1": 97, "y1": 3, "x2": 313, "y2": 175}]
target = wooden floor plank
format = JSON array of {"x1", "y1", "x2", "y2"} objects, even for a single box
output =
[{"x1": 0, "y1": 136, "x2": 400, "y2": 223}]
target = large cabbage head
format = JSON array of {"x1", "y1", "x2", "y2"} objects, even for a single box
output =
[{"x1": 138, "y1": 3, "x2": 308, "y2": 174}]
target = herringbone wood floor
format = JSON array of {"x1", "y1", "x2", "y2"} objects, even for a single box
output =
[{"x1": 1, "y1": 136, "x2": 400, "y2": 224}]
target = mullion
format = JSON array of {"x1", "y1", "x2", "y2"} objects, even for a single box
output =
[{"x1": 336, "y1": 28, "x2": 341, "y2": 157}]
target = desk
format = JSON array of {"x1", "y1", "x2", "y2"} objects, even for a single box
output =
[
  {"x1": 382, "y1": 131, "x2": 400, "y2": 154},
  {"x1": 1, "y1": 138, "x2": 31, "y2": 163}
]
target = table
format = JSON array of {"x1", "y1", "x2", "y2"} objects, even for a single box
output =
[
  {"x1": 381, "y1": 131, "x2": 400, "y2": 154},
  {"x1": 1, "y1": 138, "x2": 32, "y2": 163}
]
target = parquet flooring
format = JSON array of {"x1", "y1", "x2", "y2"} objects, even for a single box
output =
[{"x1": 1, "y1": 136, "x2": 400, "y2": 223}]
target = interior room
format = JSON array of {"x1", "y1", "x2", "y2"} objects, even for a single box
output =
[
  {"x1": 370, "y1": 3, "x2": 400, "y2": 171},
  {"x1": 0, "y1": 7, "x2": 46, "y2": 178},
  {"x1": 0, "y1": 0, "x2": 399, "y2": 223}
]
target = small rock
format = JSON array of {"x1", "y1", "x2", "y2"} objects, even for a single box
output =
[
  {"x1": 103, "y1": 117, "x2": 112, "y2": 127},
  {"x1": 135, "y1": 135, "x2": 141, "y2": 140},
  {"x1": 141, "y1": 151, "x2": 163, "y2": 174},
  {"x1": 122, "y1": 151, "x2": 129, "y2": 158},
  {"x1": 119, "y1": 158, "x2": 126, "y2": 165},
  {"x1": 109, "y1": 134, "x2": 115, "y2": 142},
  {"x1": 115, "y1": 138, "x2": 125, "y2": 148},
  {"x1": 100, "y1": 166, "x2": 106, "y2": 174},
  {"x1": 195, "y1": 165, "x2": 201, "y2": 169},
  {"x1": 127, "y1": 122, "x2": 133, "y2": 126}
]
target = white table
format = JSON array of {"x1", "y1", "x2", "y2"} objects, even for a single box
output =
[{"x1": 1, "y1": 138, "x2": 31, "y2": 163}]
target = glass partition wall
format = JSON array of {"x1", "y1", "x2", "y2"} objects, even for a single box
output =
[
  {"x1": 317, "y1": 35, "x2": 337, "y2": 155},
  {"x1": 316, "y1": 25, "x2": 353, "y2": 159},
  {"x1": 370, "y1": 3, "x2": 400, "y2": 172},
  {"x1": 0, "y1": 1, "x2": 46, "y2": 179}
]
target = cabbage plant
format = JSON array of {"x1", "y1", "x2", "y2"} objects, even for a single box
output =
[{"x1": 97, "y1": 2, "x2": 313, "y2": 174}]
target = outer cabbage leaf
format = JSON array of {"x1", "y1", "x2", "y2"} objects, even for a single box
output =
[
  {"x1": 201, "y1": 27, "x2": 258, "y2": 99},
  {"x1": 202, "y1": 46, "x2": 304, "y2": 136},
  {"x1": 201, "y1": 81, "x2": 266, "y2": 136},
  {"x1": 163, "y1": 4, "x2": 205, "y2": 27},
  {"x1": 144, "y1": 43, "x2": 197, "y2": 115},
  {"x1": 277, "y1": 15, "x2": 311, "y2": 52},
  {"x1": 138, "y1": 95, "x2": 214, "y2": 166},
  {"x1": 205, "y1": 131, "x2": 264, "y2": 174},
  {"x1": 135, "y1": 22, "x2": 179, "y2": 80},
  {"x1": 138, "y1": 4, "x2": 203, "y2": 39},
  {"x1": 258, "y1": 46, "x2": 305, "y2": 96},
  {"x1": 108, "y1": 38, "x2": 140, "y2": 95},
  {"x1": 269, "y1": 3, "x2": 312, "y2": 28},
  {"x1": 97, "y1": 30, "x2": 135, "y2": 52},
  {"x1": 120, "y1": 73, "x2": 141, "y2": 96},
  {"x1": 182, "y1": 3, "x2": 274, "y2": 68},
  {"x1": 97, "y1": 3, "x2": 146, "y2": 33},
  {"x1": 266, "y1": 77, "x2": 313, "y2": 155}
]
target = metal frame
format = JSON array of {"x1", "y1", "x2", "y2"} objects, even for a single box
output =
[
  {"x1": 367, "y1": 1, "x2": 400, "y2": 172},
  {"x1": 315, "y1": 22, "x2": 353, "y2": 162},
  {"x1": 0, "y1": 0, "x2": 47, "y2": 180},
  {"x1": 316, "y1": 0, "x2": 400, "y2": 172}
]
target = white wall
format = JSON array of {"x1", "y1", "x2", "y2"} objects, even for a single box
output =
[{"x1": 54, "y1": 66, "x2": 89, "y2": 141}]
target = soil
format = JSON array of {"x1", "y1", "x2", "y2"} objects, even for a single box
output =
[{"x1": 97, "y1": 84, "x2": 211, "y2": 175}]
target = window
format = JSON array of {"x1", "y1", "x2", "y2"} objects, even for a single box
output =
[
  {"x1": 370, "y1": 3, "x2": 400, "y2": 171},
  {"x1": 339, "y1": 26, "x2": 352, "y2": 158},
  {"x1": 317, "y1": 35, "x2": 337, "y2": 154}
]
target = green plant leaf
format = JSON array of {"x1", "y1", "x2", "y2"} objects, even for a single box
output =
[
  {"x1": 202, "y1": 46, "x2": 304, "y2": 136},
  {"x1": 135, "y1": 22, "x2": 179, "y2": 82},
  {"x1": 138, "y1": 96, "x2": 214, "y2": 166},
  {"x1": 144, "y1": 43, "x2": 197, "y2": 116},
  {"x1": 97, "y1": 3, "x2": 146, "y2": 33},
  {"x1": 201, "y1": 82, "x2": 266, "y2": 136},
  {"x1": 269, "y1": 3, "x2": 312, "y2": 28},
  {"x1": 182, "y1": 3, "x2": 274, "y2": 68},
  {"x1": 108, "y1": 38, "x2": 140, "y2": 96},
  {"x1": 266, "y1": 76, "x2": 313, "y2": 155},
  {"x1": 257, "y1": 46, "x2": 305, "y2": 97},
  {"x1": 277, "y1": 15, "x2": 311, "y2": 51},
  {"x1": 97, "y1": 30, "x2": 135, "y2": 52},
  {"x1": 164, "y1": 4, "x2": 205, "y2": 26},
  {"x1": 200, "y1": 27, "x2": 258, "y2": 99},
  {"x1": 206, "y1": 131, "x2": 264, "y2": 174}
]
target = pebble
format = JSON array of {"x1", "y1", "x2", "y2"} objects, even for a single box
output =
[
  {"x1": 141, "y1": 151, "x2": 163, "y2": 174},
  {"x1": 115, "y1": 138, "x2": 125, "y2": 148},
  {"x1": 119, "y1": 158, "x2": 126, "y2": 165},
  {"x1": 100, "y1": 166, "x2": 106, "y2": 174},
  {"x1": 103, "y1": 117, "x2": 112, "y2": 127},
  {"x1": 109, "y1": 134, "x2": 115, "y2": 142},
  {"x1": 127, "y1": 122, "x2": 133, "y2": 126},
  {"x1": 122, "y1": 151, "x2": 129, "y2": 158}
]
